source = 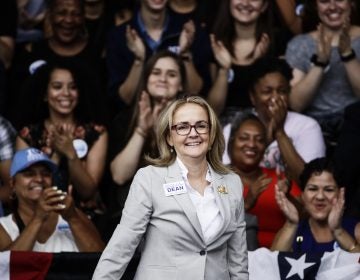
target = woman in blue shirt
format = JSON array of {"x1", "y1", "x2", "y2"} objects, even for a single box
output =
[{"x1": 271, "y1": 157, "x2": 360, "y2": 253}]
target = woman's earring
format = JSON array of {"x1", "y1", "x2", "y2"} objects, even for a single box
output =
[{"x1": 170, "y1": 146, "x2": 174, "y2": 153}]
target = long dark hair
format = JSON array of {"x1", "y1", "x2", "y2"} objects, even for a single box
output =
[
  {"x1": 212, "y1": 0, "x2": 274, "y2": 57},
  {"x1": 126, "y1": 50, "x2": 187, "y2": 140}
]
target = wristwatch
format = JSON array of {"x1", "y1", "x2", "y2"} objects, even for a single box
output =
[
  {"x1": 310, "y1": 54, "x2": 329, "y2": 68},
  {"x1": 340, "y1": 49, "x2": 356, "y2": 62}
]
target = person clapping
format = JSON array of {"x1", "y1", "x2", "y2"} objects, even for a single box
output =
[
  {"x1": 272, "y1": 158, "x2": 360, "y2": 253},
  {"x1": 0, "y1": 148, "x2": 104, "y2": 252}
]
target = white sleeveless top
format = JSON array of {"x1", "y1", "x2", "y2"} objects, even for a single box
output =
[{"x1": 0, "y1": 214, "x2": 79, "y2": 252}]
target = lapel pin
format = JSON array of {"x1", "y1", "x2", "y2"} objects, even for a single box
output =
[{"x1": 217, "y1": 185, "x2": 228, "y2": 194}]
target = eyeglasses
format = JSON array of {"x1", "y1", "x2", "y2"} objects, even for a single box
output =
[{"x1": 171, "y1": 121, "x2": 210, "y2": 136}]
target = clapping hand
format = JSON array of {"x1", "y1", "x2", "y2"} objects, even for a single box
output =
[
  {"x1": 179, "y1": 20, "x2": 195, "y2": 55},
  {"x1": 266, "y1": 95, "x2": 288, "y2": 143},
  {"x1": 276, "y1": 166, "x2": 291, "y2": 194},
  {"x1": 126, "y1": 25, "x2": 146, "y2": 62},
  {"x1": 245, "y1": 174, "x2": 272, "y2": 210},
  {"x1": 275, "y1": 183, "x2": 299, "y2": 225},
  {"x1": 58, "y1": 185, "x2": 77, "y2": 221},
  {"x1": 35, "y1": 186, "x2": 68, "y2": 220},
  {"x1": 137, "y1": 91, "x2": 168, "y2": 137},
  {"x1": 50, "y1": 123, "x2": 77, "y2": 160},
  {"x1": 338, "y1": 17, "x2": 352, "y2": 56},
  {"x1": 317, "y1": 23, "x2": 332, "y2": 63},
  {"x1": 253, "y1": 33, "x2": 270, "y2": 60},
  {"x1": 328, "y1": 188, "x2": 345, "y2": 231},
  {"x1": 210, "y1": 34, "x2": 232, "y2": 70}
]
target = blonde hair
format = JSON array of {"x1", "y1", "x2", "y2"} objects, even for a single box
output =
[{"x1": 146, "y1": 96, "x2": 231, "y2": 174}]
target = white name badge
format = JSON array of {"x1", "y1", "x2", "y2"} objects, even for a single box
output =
[
  {"x1": 73, "y1": 139, "x2": 88, "y2": 159},
  {"x1": 163, "y1": 181, "x2": 187, "y2": 196}
]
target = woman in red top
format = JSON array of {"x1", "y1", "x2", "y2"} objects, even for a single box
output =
[{"x1": 228, "y1": 111, "x2": 301, "y2": 248}]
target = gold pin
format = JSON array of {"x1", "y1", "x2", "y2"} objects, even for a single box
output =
[{"x1": 217, "y1": 185, "x2": 228, "y2": 194}]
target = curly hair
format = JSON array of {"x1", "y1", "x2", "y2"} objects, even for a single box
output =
[
  {"x1": 16, "y1": 61, "x2": 107, "y2": 128},
  {"x1": 248, "y1": 56, "x2": 293, "y2": 94}
]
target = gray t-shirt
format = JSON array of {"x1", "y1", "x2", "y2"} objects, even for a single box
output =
[{"x1": 285, "y1": 34, "x2": 360, "y2": 118}]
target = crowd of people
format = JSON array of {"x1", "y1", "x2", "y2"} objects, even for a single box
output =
[{"x1": 0, "y1": 0, "x2": 360, "y2": 278}]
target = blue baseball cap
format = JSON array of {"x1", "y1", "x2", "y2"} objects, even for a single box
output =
[{"x1": 10, "y1": 148, "x2": 57, "y2": 177}]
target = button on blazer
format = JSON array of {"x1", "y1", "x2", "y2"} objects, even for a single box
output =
[{"x1": 93, "y1": 161, "x2": 248, "y2": 280}]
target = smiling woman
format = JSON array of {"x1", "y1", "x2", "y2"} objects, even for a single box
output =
[
  {"x1": 228, "y1": 111, "x2": 301, "y2": 248},
  {"x1": 271, "y1": 157, "x2": 360, "y2": 253},
  {"x1": 93, "y1": 96, "x2": 249, "y2": 279},
  {"x1": 0, "y1": 148, "x2": 105, "y2": 252},
  {"x1": 207, "y1": 0, "x2": 275, "y2": 117},
  {"x1": 14, "y1": 61, "x2": 108, "y2": 228},
  {"x1": 107, "y1": 50, "x2": 186, "y2": 218},
  {"x1": 9, "y1": 0, "x2": 106, "y2": 117},
  {"x1": 285, "y1": 0, "x2": 360, "y2": 153},
  {"x1": 46, "y1": 69, "x2": 79, "y2": 115},
  {"x1": 167, "y1": 103, "x2": 210, "y2": 164}
]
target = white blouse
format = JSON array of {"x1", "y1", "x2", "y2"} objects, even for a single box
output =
[{"x1": 176, "y1": 158, "x2": 223, "y2": 244}]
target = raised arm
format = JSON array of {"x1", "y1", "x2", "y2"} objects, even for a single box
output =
[
  {"x1": 275, "y1": 0, "x2": 302, "y2": 35},
  {"x1": 207, "y1": 34, "x2": 232, "y2": 115},
  {"x1": 268, "y1": 96, "x2": 304, "y2": 182},
  {"x1": 16, "y1": 136, "x2": 30, "y2": 150},
  {"x1": 289, "y1": 25, "x2": 332, "y2": 112},
  {"x1": 117, "y1": 26, "x2": 146, "y2": 105},
  {"x1": 328, "y1": 188, "x2": 360, "y2": 252},
  {"x1": 0, "y1": 187, "x2": 68, "y2": 251},
  {"x1": 244, "y1": 174, "x2": 272, "y2": 211},
  {"x1": 110, "y1": 92, "x2": 164, "y2": 185},
  {"x1": 0, "y1": 0, "x2": 16, "y2": 68},
  {"x1": 338, "y1": 24, "x2": 360, "y2": 98},
  {"x1": 271, "y1": 184, "x2": 299, "y2": 251},
  {"x1": 61, "y1": 186, "x2": 105, "y2": 252},
  {"x1": 0, "y1": 37, "x2": 14, "y2": 69},
  {"x1": 51, "y1": 124, "x2": 108, "y2": 200},
  {"x1": 178, "y1": 20, "x2": 203, "y2": 95}
]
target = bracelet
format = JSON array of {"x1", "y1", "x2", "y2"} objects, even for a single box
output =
[
  {"x1": 340, "y1": 49, "x2": 356, "y2": 62},
  {"x1": 135, "y1": 127, "x2": 147, "y2": 138},
  {"x1": 310, "y1": 54, "x2": 329, "y2": 68}
]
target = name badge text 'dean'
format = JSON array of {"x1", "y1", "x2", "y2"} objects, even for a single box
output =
[{"x1": 163, "y1": 181, "x2": 187, "y2": 196}]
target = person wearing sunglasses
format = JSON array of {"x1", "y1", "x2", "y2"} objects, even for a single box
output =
[{"x1": 93, "y1": 96, "x2": 248, "y2": 279}]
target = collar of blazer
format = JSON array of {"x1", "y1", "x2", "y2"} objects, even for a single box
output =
[{"x1": 165, "y1": 161, "x2": 232, "y2": 245}]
